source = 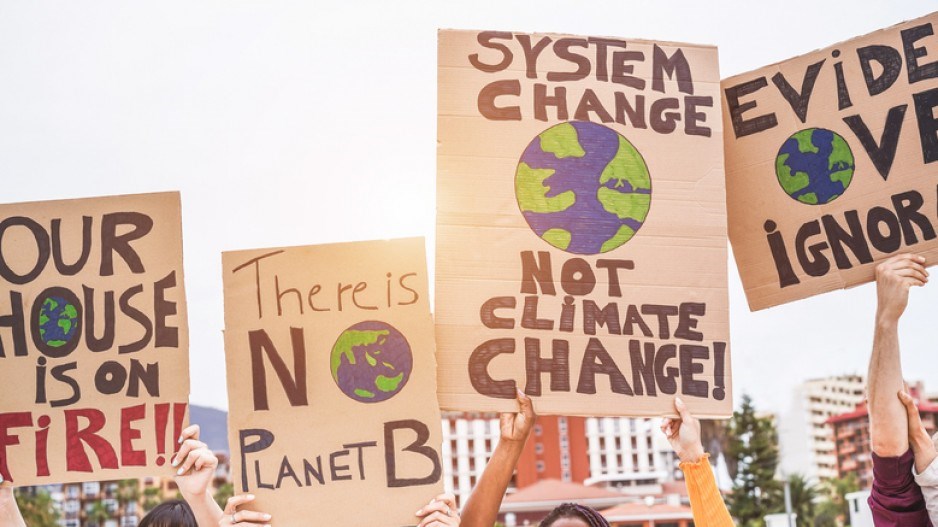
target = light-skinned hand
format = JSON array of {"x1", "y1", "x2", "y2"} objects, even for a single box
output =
[
  {"x1": 416, "y1": 493, "x2": 460, "y2": 527},
  {"x1": 218, "y1": 494, "x2": 272, "y2": 527},
  {"x1": 875, "y1": 254, "x2": 927, "y2": 324},
  {"x1": 172, "y1": 425, "x2": 218, "y2": 498},
  {"x1": 661, "y1": 397, "x2": 706, "y2": 464}
]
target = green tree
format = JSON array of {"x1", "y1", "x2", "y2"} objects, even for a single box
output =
[
  {"x1": 142, "y1": 486, "x2": 162, "y2": 512},
  {"x1": 727, "y1": 394, "x2": 783, "y2": 526},
  {"x1": 813, "y1": 501, "x2": 839, "y2": 527},
  {"x1": 13, "y1": 488, "x2": 59, "y2": 527},
  {"x1": 816, "y1": 473, "x2": 859, "y2": 527},
  {"x1": 786, "y1": 474, "x2": 817, "y2": 527},
  {"x1": 213, "y1": 482, "x2": 235, "y2": 509},
  {"x1": 116, "y1": 479, "x2": 140, "y2": 519},
  {"x1": 87, "y1": 500, "x2": 111, "y2": 527}
]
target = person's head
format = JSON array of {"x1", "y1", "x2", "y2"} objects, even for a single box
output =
[
  {"x1": 539, "y1": 503, "x2": 610, "y2": 527},
  {"x1": 138, "y1": 500, "x2": 197, "y2": 527}
]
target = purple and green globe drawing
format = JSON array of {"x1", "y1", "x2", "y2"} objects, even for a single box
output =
[
  {"x1": 775, "y1": 127, "x2": 855, "y2": 205},
  {"x1": 330, "y1": 321, "x2": 412, "y2": 403},
  {"x1": 37, "y1": 294, "x2": 80, "y2": 349},
  {"x1": 515, "y1": 121, "x2": 652, "y2": 255}
]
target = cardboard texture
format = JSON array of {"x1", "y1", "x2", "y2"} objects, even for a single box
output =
[
  {"x1": 723, "y1": 12, "x2": 938, "y2": 310},
  {"x1": 0, "y1": 192, "x2": 190, "y2": 486},
  {"x1": 222, "y1": 238, "x2": 443, "y2": 527},
  {"x1": 436, "y1": 30, "x2": 730, "y2": 418}
]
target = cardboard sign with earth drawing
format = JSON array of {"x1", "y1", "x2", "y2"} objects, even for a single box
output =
[
  {"x1": 436, "y1": 30, "x2": 731, "y2": 418},
  {"x1": 222, "y1": 237, "x2": 443, "y2": 527},
  {"x1": 0, "y1": 191, "x2": 189, "y2": 486},
  {"x1": 723, "y1": 12, "x2": 938, "y2": 310}
]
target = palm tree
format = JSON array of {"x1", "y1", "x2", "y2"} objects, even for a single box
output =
[
  {"x1": 14, "y1": 488, "x2": 60, "y2": 527},
  {"x1": 786, "y1": 474, "x2": 817, "y2": 527}
]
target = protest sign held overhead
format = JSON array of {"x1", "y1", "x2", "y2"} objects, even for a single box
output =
[
  {"x1": 0, "y1": 192, "x2": 189, "y2": 486},
  {"x1": 724, "y1": 12, "x2": 938, "y2": 310},
  {"x1": 436, "y1": 30, "x2": 731, "y2": 418},
  {"x1": 222, "y1": 238, "x2": 443, "y2": 527}
]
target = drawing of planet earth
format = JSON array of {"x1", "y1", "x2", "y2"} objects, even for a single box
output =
[
  {"x1": 37, "y1": 294, "x2": 80, "y2": 349},
  {"x1": 515, "y1": 121, "x2": 652, "y2": 255},
  {"x1": 330, "y1": 321, "x2": 412, "y2": 403},
  {"x1": 775, "y1": 127, "x2": 855, "y2": 205}
]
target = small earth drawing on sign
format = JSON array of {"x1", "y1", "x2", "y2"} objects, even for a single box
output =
[
  {"x1": 37, "y1": 295, "x2": 80, "y2": 348},
  {"x1": 775, "y1": 127, "x2": 855, "y2": 205},
  {"x1": 330, "y1": 321, "x2": 413, "y2": 403},
  {"x1": 514, "y1": 121, "x2": 652, "y2": 255}
]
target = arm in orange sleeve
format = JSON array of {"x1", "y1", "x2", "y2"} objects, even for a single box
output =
[{"x1": 680, "y1": 454, "x2": 734, "y2": 527}]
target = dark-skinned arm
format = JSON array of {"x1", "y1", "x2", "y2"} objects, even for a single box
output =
[{"x1": 459, "y1": 390, "x2": 535, "y2": 527}]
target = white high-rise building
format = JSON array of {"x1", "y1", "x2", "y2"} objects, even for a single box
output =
[
  {"x1": 584, "y1": 417, "x2": 673, "y2": 487},
  {"x1": 779, "y1": 374, "x2": 865, "y2": 481},
  {"x1": 440, "y1": 412, "x2": 504, "y2": 506}
]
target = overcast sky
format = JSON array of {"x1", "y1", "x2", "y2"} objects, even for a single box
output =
[{"x1": 1, "y1": 0, "x2": 935, "y2": 417}]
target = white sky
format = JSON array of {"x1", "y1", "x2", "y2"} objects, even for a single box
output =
[{"x1": 1, "y1": 0, "x2": 936, "y2": 417}]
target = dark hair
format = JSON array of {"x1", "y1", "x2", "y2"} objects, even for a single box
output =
[
  {"x1": 539, "y1": 503, "x2": 610, "y2": 527},
  {"x1": 138, "y1": 500, "x2": 198, "y2": 527}
]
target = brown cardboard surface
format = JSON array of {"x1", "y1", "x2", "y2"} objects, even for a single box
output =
[
  {"x1": 723, "y1": 12, "x2": 938, "y2": 310},
  {"x1": 0, "y1": 192, "x2": 190, "y2": 486},
  {"x1": 436, "y1": 30, "x2": 731, "y2": 418},
  {"x1": 222, "y1": 238, "x2": 443, "y2": 527}
]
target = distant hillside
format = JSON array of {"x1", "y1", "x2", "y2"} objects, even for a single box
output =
[{"x1": 189, "y1": 405, "x2": 228, "y2": 453}]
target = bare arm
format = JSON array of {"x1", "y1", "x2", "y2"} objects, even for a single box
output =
[
  {"x1": 869, "y1": 254, "x2": 927, "y2": 457},
  {"x1": 0, "y1": 480, "x2": 27, "y2": 527},
  {"x1": 899, "y1": 390, "x2": 938, "y2": 474},
  {"x1": 460, "y1": 391, "x2": 535, "y2": 527}
]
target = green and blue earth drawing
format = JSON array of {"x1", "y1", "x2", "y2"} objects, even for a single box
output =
[
  {"x1": 775, "y1": 127, "x2": 855, "y2": 205},
  {"x1": 330, "y1": 321, "x2": 412, "y2": 403},
  {"x1": 515, "y1": 121, "x2": 652, "y2": 255},
  {"x1": 37, "y1": 295, "x2": 79, "y2": 348}
]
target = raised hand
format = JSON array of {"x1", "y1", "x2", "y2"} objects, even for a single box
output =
[
  {"x1": 0, "y1": 477, "x2": 27, "y2": 527},
  {"x1": 172, "y1": 425, "x2": 218, "y2": 499},
  {"x1": 499, "y1": 389, "x2": 536, "y2": 444},
  {"x1": 875, "y1": 254, "x2": 927, "y2": 324},
  {"x1": 661, "y1": 397, "x2": 705, "y2": 463}
]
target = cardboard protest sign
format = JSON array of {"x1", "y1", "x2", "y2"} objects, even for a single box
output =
[
  {"x1": 723, "y1": 13, "x2": 938, "y2": 310},
  {"x1": 0, "y1": 192, "x2": 189, "y2": 486},
  {"x1": 222, "y1": 238, "x2": 443, "y2": 527},
  {"x1": 436, "y1": 30, "x2": 730, "y2": 418}
]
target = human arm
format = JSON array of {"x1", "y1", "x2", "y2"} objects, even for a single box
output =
[
  {"x1": 172, "y1": 425, "x2": 225, "y2": 527},
  {"x1": 0, "y1": 479, "x2": 26, "y2": 527},
  {"x1": 898, "y1": 390, "x2": 938, "y2": 474},
  {"x1": 869, "y1": 254, "x2": 927, "y2": 456},
  {"x1": 898, "y1": 389, "x2": 938, "y2": 525},
  {"x1": 459, "y1": 390, "x2": 535, "y2": 527},
  {"x1": 661, "y1": 398, "x2": 733, "y2": 527},
  {"x1": 415, "y1": 493, "x2": 460, "y2": 527},
  {"x1": 173, "y1": 425, "x2": 272, "y2": 527}
]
